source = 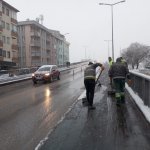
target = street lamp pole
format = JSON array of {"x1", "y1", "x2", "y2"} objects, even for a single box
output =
[
  {"x1": 104, "y1": 40, "x2": 112, "y2": 57},
  {"x1": 111, "y1": 5, "x2": 114, "y2": 61},
  {"x1": 99, "y1": 0, "x2": 125, "y2": 62}
]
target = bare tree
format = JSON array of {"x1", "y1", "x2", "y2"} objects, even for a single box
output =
[{"x1": 121, "y1": 42, "x2": 150, "y2": 69}]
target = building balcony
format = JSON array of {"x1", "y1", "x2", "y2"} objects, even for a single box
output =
[
  {"x1": 0, "y1": 26, "x2": 3, "y2": 32},
  {"x1": 30, "y1": 41, "x2": 41, "y2": 47},
  {"x1": 47, "y1": 47, "x2": 51, "y2": 50},
  {"x1": 0, "y1": 56, "x2": 4, "y2": 61},
  {"x1": 11, "y1": 18, "x2": 17, "y2": 24},
  {"x1": 46, "y1": 39, "x2": 50, "y2": 43},
  {"x1": 12, "y1": 57, "x2": 19, "y2": 62},
  {"x1": 31, "y1": 52, "x2": 41, "y2": 57},
  {"x1": 30, "y1": 32, "x2": 40, "y2": 37},
  {"x1": 0, "y1": 40, "x2": 3, "y2": 47},
  {"x1": 11, "y1": 31, "x2": 18, "y2": 38},
  {"x1": 12, "y1": 44, "x2": 18, "y2": 50}
]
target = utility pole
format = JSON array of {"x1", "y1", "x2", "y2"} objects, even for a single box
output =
[{"x1": 104, "y1": 40, "x2": 112, "y2": 57}]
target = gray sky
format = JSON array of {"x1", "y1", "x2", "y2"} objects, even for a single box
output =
[{"x1": 5, "y1": 0, "x2": 150, "y2": 63}]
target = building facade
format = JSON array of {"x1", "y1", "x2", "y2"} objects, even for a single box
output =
[
  {"x1": 51, "y1": 30, "x2": 69, "y2": 66},
  {"x1": 18, "y1": 20, "x2": 70, "y2": 68},
  {"x1": 0, "y1": 0, "x2": 19, "y2": 70}
]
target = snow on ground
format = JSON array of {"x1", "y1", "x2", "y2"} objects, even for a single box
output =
[
  {"x1": 0, "y1": 74, "x2": 32, "y2": 85},
  {"x1": 126, "y1": 83, "x2": 150, "y2": 123}
]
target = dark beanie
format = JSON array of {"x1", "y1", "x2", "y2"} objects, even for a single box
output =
[{"x1": 88, "y1": 62, "x2": 93, "y2": 65}]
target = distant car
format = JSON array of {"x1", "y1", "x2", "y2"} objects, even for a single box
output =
[
  {"x1": 0, "y1": 70, "x2": 9, "y2": 76},
  {"x1": 32, "y1": 65, "x2": 60, "y2": 84}
]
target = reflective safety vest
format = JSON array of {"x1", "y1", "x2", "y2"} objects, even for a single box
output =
[
  {"x1": 84, "y1": 66, "x2": 96, "y2": 80},
  {"x1": 121, "y1": 59, "x2": 128, "y2": 67},
  {"x1": 109, "y1": 60, "x2": 113, "y2": 67},
  {"x1": 121, "y1": 59, "x2": 126, "y2": 63}
]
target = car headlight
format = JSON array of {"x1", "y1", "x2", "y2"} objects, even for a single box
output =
[
  {"x1": 45, "y1": 73, "x2": 50, "y2": 76},
  {"x1": 32, "y1": 73, "x2": 35, "y2": 77}
]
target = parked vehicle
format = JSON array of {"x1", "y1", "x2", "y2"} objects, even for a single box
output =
[
  {"x1": 0, "y1": 70, "x2": 9, "y2": 76},
  {"x1": 32, "y1": 65, "x2": 60, "y2": 84}
]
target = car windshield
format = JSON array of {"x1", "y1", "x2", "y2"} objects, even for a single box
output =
[{"x1": 38, "y1": 67, "x2": 51, "y2": 71}]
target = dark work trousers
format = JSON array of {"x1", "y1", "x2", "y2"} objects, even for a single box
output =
[
  {"x1": 113, "y1": 78, "x2": 125, "y2": 101},
  {"x1": 84, "y1": 79, "x2": 96, "y2": 106}
]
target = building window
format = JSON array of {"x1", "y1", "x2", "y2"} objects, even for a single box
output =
[
  {"x1": 0, "y1": 34, "x2": 2, "y2": 41},
  {"x1": 2, "y1": 50, "x2": 6, "y2": 57},
  {"x1": 6, "y1": 23, "x2": 10, "y2": 30},
  {"x1": 2, "y1": 21, "x2": 5, "y2": 29},
  {"x1": 6, "y1": 9, "x2": 9, "y2": 16},
  {"x1": 11, "y1": 24, "x2": 17, "y2": 32},
  {"x1": 0, "y1": 49, "x2": 2, "y2": 56},
  {"x1": 7, "y1": 51, "x2": 10, "y2": 58},
  {"x1": 7, "y1": 37, "x2": 10, "y2": 44},
  {"x1": 2, "y1": 7, "x2": 5, "y2": 14},
  {"x1": 0, "y1": 20, "x2": 2, "y2": 28},
  {"x1": 10, "y1": 11, "x2": 17, "y2": 20},
  {"x1": 2, "y1": 36, "x2": 6, "y2": 43}
]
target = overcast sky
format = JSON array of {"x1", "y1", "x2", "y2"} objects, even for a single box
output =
[{"x1": 5, "y1": 0, "x2": 150, "y2": 63}]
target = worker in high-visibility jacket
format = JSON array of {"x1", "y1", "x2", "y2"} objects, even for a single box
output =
[
  {"x1": 108, "y1": 57, "x2": 113, "y2": 67},
  {"x1": 84, "y1": 62, "x2": 104, "y2": 109},
  {"x1": 108, "y1": 57, "x2": 114, "y2": 84},
  {"x1": 109, "y1": 57, "x2": 131, "y2": 106}
]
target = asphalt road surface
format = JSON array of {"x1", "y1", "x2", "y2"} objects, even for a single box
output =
[
  {"x1": 1, "y1": 65, "x2": 150, "y2": 150},
  {"x1": 0, "y1": 69, "x2": 85, "y2": 150},
  {"x1": 39, "y1": 84, "x2": 150, "y2": 150},
  {"x1": 39, "y1": 66, "x2": 150, "y2": 150}
]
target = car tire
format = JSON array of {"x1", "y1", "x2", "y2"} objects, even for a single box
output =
[
  {"x1": 43, "y1": 80, "x2": 47, "y2": 84},
  {"x1": 57, "y1": 74, "x2": 60, "y2": 80},
  {"x1": 50, "y1": 76, "x2": 53, "y2": 83},
  {"x1": 33, "y1": 80, "x2": 37, "y2": 84}
]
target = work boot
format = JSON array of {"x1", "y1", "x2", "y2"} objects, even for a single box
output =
[
  {"x1": 121, "y1": 96, "x2": 125, "y2": 104},
  {"x1": 116, "y1": 99, "x2": 121, "y2": 107},
  {"x1": 88, "y1": 105, "x2": 96, "y2": 110}
]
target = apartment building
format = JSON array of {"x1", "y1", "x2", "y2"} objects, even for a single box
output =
[
  {"x1": 51, "y1": 30, "x2": 70, "y2": 66},
  {"x1": 18, "y1": 20, "x2": 70, "y2": 68},
  {"x1": 0, "y1": 0, "x2": 19, "y2": 70}
]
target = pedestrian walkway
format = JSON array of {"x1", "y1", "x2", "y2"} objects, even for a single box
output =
[{"x1": 36, "y1": 84, "x2": 150, "y2": 150}]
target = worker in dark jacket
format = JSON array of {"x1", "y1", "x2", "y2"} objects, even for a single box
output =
[
  {"x1": 120, "y1": 57, "x2": 128, "y2": 68},
  {"x1": 84, "y1": 62, "x2": 104, "y2": 109},
  {"x1": 109, "y1": 57, "x2": 131, "y2": 106}
]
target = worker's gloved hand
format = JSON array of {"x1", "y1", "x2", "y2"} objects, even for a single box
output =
[
  {"x1": 127, "y1": 79, "x2": 132, "y2": 86},
  {"x1": 109, "y1": 77, "x2": 112, "y2": 85},
  {"x1": 101, "y1": 66, "x2": 105, "y2": 71}
]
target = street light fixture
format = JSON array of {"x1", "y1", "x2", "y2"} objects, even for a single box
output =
[{"x1": 99, "y1": 0, "x2": 125, "y2": 62}]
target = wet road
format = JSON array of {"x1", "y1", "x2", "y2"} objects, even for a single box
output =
[
  {"x1": 39, "y1": 84, "x2": 150, "y2": 150},
  {"x1": 39, "y1": 66, "x2": 150, "y2": 150},
  {"x1": 0, "y1": 69, "x2": 85, "y2": 150}
]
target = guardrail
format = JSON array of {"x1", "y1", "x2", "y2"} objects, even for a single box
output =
[
  {"x1": 129, "y1": 71, "x2": 150, "y2": 107},
  {"x1": 0, "y1": 62, "x2": 88, "y2": 86},
  {"x1": 0, "y1": 61, "x2": 88, "y2": 76}
]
